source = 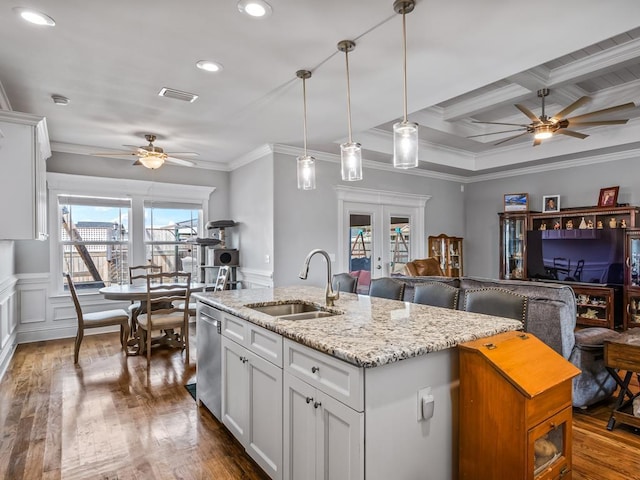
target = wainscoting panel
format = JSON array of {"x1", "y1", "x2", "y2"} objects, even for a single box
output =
[
  {"x1": 238, "y1": 268, "x2": 273, "y2": 289},
  {"x1": 0, "y1": 275, "x2": 18, "y2": 381}
]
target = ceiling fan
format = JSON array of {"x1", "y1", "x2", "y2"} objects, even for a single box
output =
[
  {"x1": 93, "y1": 134, "x2": 199, "y2": 169},
  {"x1": 468, "y1": 88, "x2": 636, "y2": 146}
]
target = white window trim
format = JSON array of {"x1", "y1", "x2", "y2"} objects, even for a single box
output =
[{"x1": 47, "y1": 172, "x2": 215, "y2": 296}]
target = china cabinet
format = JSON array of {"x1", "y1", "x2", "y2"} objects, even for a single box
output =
[
  {"x1": 498, "y1": 213, "x2": 528, "y2": 280},
  {"x1": 0, "y1": 110, "x2": 51, "y2": 240},
  {"x1": 459, "y1": 331, "x2": 580, "y2": 480},
  {"x1": 572, "y1": 285, "x2": 616, "y2": 329},
  {"x1": 428, "y1": 234, "x2": 463, "y2": 277},
  {"x1": 624, "y1": 229, "x2": 640, "y2": 329}
]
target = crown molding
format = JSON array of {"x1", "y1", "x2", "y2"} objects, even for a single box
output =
[{"x1": 228, "y1": 144, "x2": 274, "y2": 170}]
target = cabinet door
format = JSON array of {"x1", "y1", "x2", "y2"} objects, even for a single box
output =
[
  {"x1": 499, "y1": 214, "x2": 527, "y2": 280},
  {"x1": 283, "y1": 372, "x2": 317, "y2": 480},
  {"x1": 246, "y1": 348, "x2": 283, "y2": 480},
  {"x1": 316, "y1": 390, "x2": 364, "y2": 480},
  {"x1": 221, "y1": 336, "x2": 249, "y2": 443}
]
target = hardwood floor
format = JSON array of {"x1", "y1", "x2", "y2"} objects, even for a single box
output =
[
  {"x1": 1, "y1": 329, "x2": 639, "y2": 479},
  {"x1": 0, "y1": 329, "x2": 269, "y2": 480}
]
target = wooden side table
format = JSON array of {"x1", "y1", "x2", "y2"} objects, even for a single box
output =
[{"x1": 604, "y1": 328, "x2": 640, "y2": 431}]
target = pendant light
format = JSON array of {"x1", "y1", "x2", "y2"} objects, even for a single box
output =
[
  {"x1": 296, "y1": 70, "x2": 316, "y2": 190},
  {"x1": 393, "y1": 0, "x2": 419, "y2": 169},
  {"x1": 337, "y1": 40, "x2": 363, "y2": 182}
]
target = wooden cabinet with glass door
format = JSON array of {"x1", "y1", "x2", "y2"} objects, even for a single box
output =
[
  {"x1": 624, "y1": 228, "x2": 640, "y2": 329},
  {"x1": 498, "y1": 213, "x2": 528, "y2": 280},
  {"x1": 428, "y1": 234, "x2": 463, "y2": 277}
]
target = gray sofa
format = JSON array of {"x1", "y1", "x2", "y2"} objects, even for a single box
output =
[{"x1": 392, "y1": 275, "x2": 619, "y2": 408}]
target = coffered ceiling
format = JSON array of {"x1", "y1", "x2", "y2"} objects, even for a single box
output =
[{"x1": 1, "y1": 1, "x2": 639, "y2": 177}]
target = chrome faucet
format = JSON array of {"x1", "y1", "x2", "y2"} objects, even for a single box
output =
[{"x1": 299, "y1": 248, "x2": 339, "y2": 307}]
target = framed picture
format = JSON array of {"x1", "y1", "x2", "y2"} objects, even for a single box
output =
[
  {"x1": 504, "y1": 193, "x2": 528, "y2": 212},
  {"x1": 598, "y1": 186, "x2": 619, "y2": 208},
  {"x1": 542, "y1": 195, "x2": 560, "y2": 213}
]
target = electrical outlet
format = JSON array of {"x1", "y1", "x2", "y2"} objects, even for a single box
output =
[{"x1": 264, "y1": 254, "x2": 270, "y2": 263}]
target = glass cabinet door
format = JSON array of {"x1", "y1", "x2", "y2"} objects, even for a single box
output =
[
  {"x1": 500, "y1": 214, "x2": 527, "y2": 280},
  {"x1": 626, "y1": 230, "x2": 640, "y2": 287}
]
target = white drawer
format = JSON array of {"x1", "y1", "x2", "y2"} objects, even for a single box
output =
[
  {"x1": 284, "y1": 339, "x2": 363, "y2": 411},
  {"x1": 248, "y1": 322, "x2": 283, "y2": 367},
  {"x1": 221, "y1": 313, "x2": 247, "y2": 345}
]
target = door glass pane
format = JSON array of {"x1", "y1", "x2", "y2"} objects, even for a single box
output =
[
  {"x1": 390, "y1": 216, "x2": 410, "y2": 274},
  {"x1": 630, "y1": 237, "x2": 640, "y2": 287},
  {"x1": 504, "y1": 218, "x2": 525, "y2": 279},
  {"x1": 349, "y1": 214, "x2": 371, "y2": 294}
]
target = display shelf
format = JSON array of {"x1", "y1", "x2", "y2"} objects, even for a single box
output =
[
  {"x1": 428, "y1": 234, "x2": 463, "y2": 277},
  {"x1": 498, "y1": 213, "x2": 528, "y2": 280},
  {"x1": 573, "y1": 285, "x2": 615, "y2": 329}
]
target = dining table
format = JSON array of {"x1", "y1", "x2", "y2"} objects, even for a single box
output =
[{"x1": 99, "y1": 282, "x2": 207, "y2": 355}]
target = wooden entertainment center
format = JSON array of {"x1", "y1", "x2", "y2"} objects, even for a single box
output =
[{"x1": 499, "y1": 205, "x2": 640, "y2": 330}]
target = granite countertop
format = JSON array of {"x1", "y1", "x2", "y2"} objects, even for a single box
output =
[{"x1": 193, "y1": 285, "x2": 523, "y2": 368}]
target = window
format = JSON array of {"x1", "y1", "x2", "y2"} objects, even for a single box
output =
[
  {"x1": 48, "y1": 173, "x2": 215, "y2": 294},
  {"x1": 58, "y1": 195, "x2": 131, "y2": 289},
  {"x1": 144, "y1": 202, "x2": 201, "y2": 278}
]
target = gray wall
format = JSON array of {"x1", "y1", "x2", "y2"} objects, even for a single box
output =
[
  {"x1": 273, "y1": 152, "x2": 466, "y2": 288},
  {"x1": 229, "y1": 154, "x2": 274, "y2": 274},
  {"x1": 464, "y1": 154, "x2": 640, "y2": 278},
  {"x1": 14, "y1": 152, "x2": 229, "y2": 274}
]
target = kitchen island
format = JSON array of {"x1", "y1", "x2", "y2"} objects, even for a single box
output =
[{"x1": 193, "y1": 286, "x2": 523, "y2": 480}]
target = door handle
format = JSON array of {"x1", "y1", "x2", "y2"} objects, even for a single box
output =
[{"x1": 376, "y1": 265, "x2": 382, "y2": 270}]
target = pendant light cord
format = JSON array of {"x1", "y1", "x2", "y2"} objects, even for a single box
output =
[
  {"x1": 345, "y1": 49, "x2": 353, "y2": 143},
  {"x1": 302, "y1": 77, "x2": 308, "y2": 155},
  {"x1": 402, "y1": 10, "x2": 408, "y2": 123}
]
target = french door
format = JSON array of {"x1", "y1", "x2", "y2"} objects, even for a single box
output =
[{"x1": 336, "y1": 187, "x2": 429, "y2": 292}]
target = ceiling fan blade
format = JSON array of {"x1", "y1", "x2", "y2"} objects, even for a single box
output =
[
  {"x1": 533, "y1": 138, "x2": 542, "y2": 147},
  {"x1": 165, "y1": 152, "x2": 199, "y2": 157},
  {"x1": 555, "y1": 129, "x2": 588, "y2": 139},
  {"x1": 567, "y1": 119, "x2": 629, "y2": 127},
  {"x1": 493, "y1": 131, "x2": 530, "y2": 146},
  {"x1": 166, "y1": 156, "x2": 196, "y2": 167},
  {"x1": 133, "y1": 159, "x2": 142, "y2": 166},
  {"x1": 566, "y1": 102, "x2": 636, "y2": 122},
  {"x1": 466, "y1": 128, "x2": 527, "y2": 139},
  {"x1": 514, "y1": 104, "x2": 540, "y2": 123},
  {"x1": 93, "y1": 151, "x2": 137, "y2": 157},
  {"x1": 550, "y1": 96, "x2": 591, "y2": 122},
  {"x1": 471, "y1": 120, "x2": 530, "y2": 127}
]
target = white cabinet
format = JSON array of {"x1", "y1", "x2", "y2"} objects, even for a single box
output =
[
  {"x1": 221, "y1": 317, "x2": 283, "y2": 480},
  {"x1": 283, "y1": 371, "x2": 364, "y2": 480},
  {"x1": 283, "y1": 339, "x2": 364, "y2": 480},
  {"x1": 0, "y1": 110, "x2": 51, "y2": 240}
]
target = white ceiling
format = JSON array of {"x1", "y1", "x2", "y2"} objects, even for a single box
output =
[{"x1": 1, "y1": 0, "x2": 640, "y2": 177}]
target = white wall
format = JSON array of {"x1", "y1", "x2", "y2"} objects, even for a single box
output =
[
  {"x1": 464, "y1": 152, "x2": 640, "y2": 278},
  {"x1": 272, "y1": 151, "x2": 466, "y2": 288},
  {"x1": 229, "y1": 153, "x2": 274, "y2": 287}
]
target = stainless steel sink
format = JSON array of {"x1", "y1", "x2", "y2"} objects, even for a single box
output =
[{"x1": 245, "y1": 301, "x2": 342, "y2": 320}]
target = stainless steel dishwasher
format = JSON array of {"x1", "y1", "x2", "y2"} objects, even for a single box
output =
[{"x1": 196, "y1": 302, "x2": 222, "y2": 421}]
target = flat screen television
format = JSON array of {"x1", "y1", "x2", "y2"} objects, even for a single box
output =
[{"x1": 526, "y1": 229, "x2": 625, "y2": 285}]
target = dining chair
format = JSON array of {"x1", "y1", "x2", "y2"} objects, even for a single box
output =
[
  {"x1": 63, "y1": 272, "x2": 130, "y2": 364},
  {"x1": 368, "y1": 277, "x2": 405, "y2": 300},
  {"x1": 413, "y1": 281, "x2": 459, "y2": 309},
  {"x1": 462, "y1": 287, "x2": 528, "y2": 326},
  {"x1": 136, "y1": 271, "x2": 192, "y2": 366},
  {"x1": 127, "y1": 264, "x2": 162, "y2": 334}
]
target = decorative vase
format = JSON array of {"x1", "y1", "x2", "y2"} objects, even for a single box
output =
[
  {"x1": 609, "y1": 218, "x2": 617, "y2": 228},
  {"x1": 579, "y1": 217, "x2": 587, "y2": 229}
]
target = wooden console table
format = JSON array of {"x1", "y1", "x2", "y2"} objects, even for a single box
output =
[{"x1": 605, "y1": 328, "x2": 640, "y2": 431}]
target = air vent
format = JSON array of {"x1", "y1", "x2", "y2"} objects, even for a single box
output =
[{"x1": 158, "y1": 87, "x2": 199, "y2": 103}]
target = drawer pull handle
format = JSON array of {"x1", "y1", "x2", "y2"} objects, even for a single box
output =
[
  {"x1": 311, "y1": 366, "x2": 320, "y2": 373},
  {"x1": 313, "y1": 401, "x2": 322, "y2": 409},
  {"x1": 549, "y1": 421, "x2": 556, "y2": 430},
  {"x1": 239, "y1": 356, "x2": 248, "y2": 363},
  {"x1": 306, "y1": 397, "x2": 313, "y2": 404}
]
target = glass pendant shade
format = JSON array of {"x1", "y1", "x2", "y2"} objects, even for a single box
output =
[
  {"x1": 297, "y1": 154, "x2": 316, "y2": 190},
  {"x1": 340, "y1": 141, "x2": 362, "y2": 181},
  {"x1": 534, "y1": 124, "x2": 554, "y2": 140},
  {"x1": 139, "y1": 155, "x2": 165, "y2": 170},
  {"x1": 393, "y1": 121, "x2": 419, "y2": 168}
]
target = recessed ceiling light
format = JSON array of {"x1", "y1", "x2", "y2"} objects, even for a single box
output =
[
  {"x1": 237, "y1": 0, "x2": 272, "y2": 18},
  {"x1": 13, "y1": 7, "x2": 56, "y2": 26},
  {"x1": 196, "y1": 60, "x2": 223, "y2": 72},
  {"x1": 51, "y1": 94, "x2": 69, "y2": 106}
]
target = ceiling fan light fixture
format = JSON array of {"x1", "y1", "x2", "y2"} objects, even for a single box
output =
[
  {"x1": 13, "y1": 7, "x2": 55, "y2": 26},
  {"x1": 534, "y1": 124, "x2": 554, "y2": 140},
  {"x1": 296, "y1": 69, "x2": 316, "y2": 190},
  {"x1": 237, "y1": 0, "x2": 272, "y2": 18},
  {"x1": 139, "y1": 154, "x2": 166, "y2": 170},
  {"x1": 392, "y1": 0, "x2": 419, "y2": 170}
]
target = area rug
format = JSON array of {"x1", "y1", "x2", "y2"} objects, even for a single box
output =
[{"x1": 185, "y1": 383, "x2": 196, "y2": 401}]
